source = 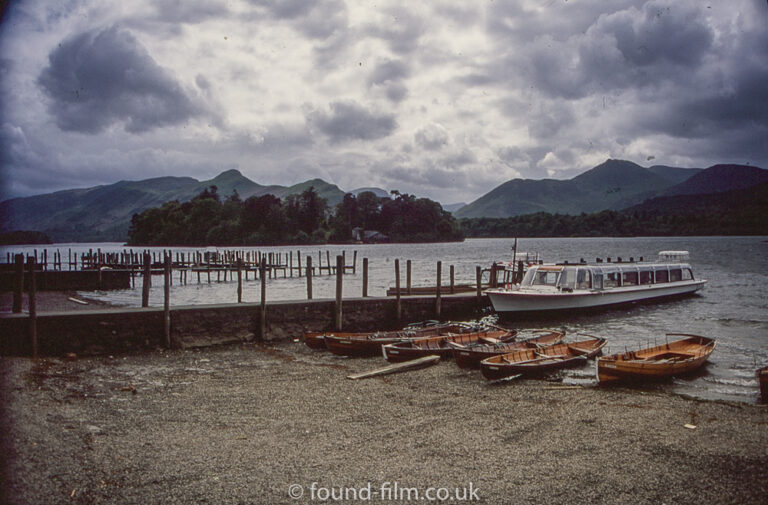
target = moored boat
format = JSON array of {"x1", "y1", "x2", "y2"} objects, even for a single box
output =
[
  {"x1": 486, "y1": 251, "x2": 706, "y2": 315},
  {"x1": 449, "y1": 329, "x2": 566, "y2": 369},
  {"x1": 302, "y1": 321, "x2": 467, "y2": 352},
  {"x1": 382, "y1": 329, "x2": 518, "y2": 363},
  {"x1": 302, "y1": 331, "x2": 331, "y2": 350},
  {"x1": 596, "y1": 334, "x2": 716, "y2": 383},
  {"x1": 758, "y1": 366, "x2": 768, "y2": 403},
  {"x1": 323, "y1": 323, "x2": 475, "y2": 357},
  {"x1": 480, "y1": 336, "x2": 607, "y2": 381}
]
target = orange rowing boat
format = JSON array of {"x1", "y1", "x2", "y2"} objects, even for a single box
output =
[{"x1": 597, "y1": 334, "x2": 715, "y2": 383}]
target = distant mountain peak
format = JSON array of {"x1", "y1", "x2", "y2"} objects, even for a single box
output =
[{"x1": 212, "y1": 168, "x2": 244, "y2": 178}]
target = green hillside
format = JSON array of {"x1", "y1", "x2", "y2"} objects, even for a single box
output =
[
  {"x1": 0, "y1": 171, "x2": 351, "y2": 242},
  {"x1": 456, "y1": 159, "x2": 681, "y2": 219}
]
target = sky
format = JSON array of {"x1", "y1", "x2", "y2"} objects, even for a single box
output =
[{"x1": 1, "y1": 0, "x2": 767, "y2": 206}]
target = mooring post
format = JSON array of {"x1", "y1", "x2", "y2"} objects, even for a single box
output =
[
  {"x1": 405, "y1": 259, "x2": 412, "y2": 295},
  {"x1": 12, "y1": 253, "x2": 24, "y2": 313},
  {"x1": 237, "y1": 257, "x2": 243, "y2": 303},
  {"x1": 297, "y1": 250, "x2": 302, "y2": 277},
  {"x1": 306, "y1": 256, "x2": 313, "y2": 299},
  {"x1": 353, "y1": 250, "x2": 357, "y2": 274},
  {"x1": 27, "y1": 257, "x2": 37, "y2": 358},
  {"x1": 450, "y1": 265, "x2": 455, "y2": 294},
  {"x1": 326, "y1": 250, "x2": 331, "y2": 275},
  {"x1": 142, "y1": 252, "x2": 151, "y2": 308},
  {"x1": 163, "y1": 254, "x2": 171, "y2": 348},
  {"x1": 260, "y1": 259, "x2": 267, "y2": 340},
  {"x1": 476, "y1": 265, "x2": 482, "y2": 304},
  {"x1": 362, "y1": 257, "x2": 368, "y2": 297},
  {"x1": 289, "y1": 251, "x2": 293, "y2": 278},
  {"x1": 436, "y1": 261, "x2": 442, "y2": 319},
  {"x1": 395, "y1": 259, "x2": 401, "y2": 323},
  {"x1": 335, "y1": 255, "x2": 343, "y2": 331}
]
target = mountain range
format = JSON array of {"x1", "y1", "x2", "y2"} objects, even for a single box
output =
[
  {"x1": 0, "y1": 170, "x2": 382, "y2": 242},
  {"x1": 454, "y1": 159, "x2": 767, "y2": 218},
  {"x1": 2, "y1": 159, "x2": 766, "y2": 242}
]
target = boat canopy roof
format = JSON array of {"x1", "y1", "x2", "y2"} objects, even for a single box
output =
[
  {"x1": 529, "y1": 262, "x2": 694, "y2": 273},
  {"x1": 658, "y1": 250, "x2": 690, "y2": 262}
]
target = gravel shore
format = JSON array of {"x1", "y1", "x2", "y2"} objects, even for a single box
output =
[{"x1": 1, "y1": 341, "x2": 766, "y2": 505}]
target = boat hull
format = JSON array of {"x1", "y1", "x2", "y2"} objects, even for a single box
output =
[
  {"x1": 302, "y1": 331, "x2": 328, "y2": 350},
  {"x1": 757, "y1": 366, "x2": 768, "y2": 403},
  {"x1": 382, "y1": 330, "x2": 517, "y2": 363},
  {"x1": 597, "y1": 334, "x2": 715, "y2": 383},
  {"x1": 451, "y1": 330, "x2": 565, "y2": 369},
  {"x1": 319, "y1": 323, "x2": 472, "y2": 357},
  {"x1": 486, "y1": 280, "x2": 705, "y2": 314},
  {"x1": 480, "y1": 337, "x2": 606, "y2": 381}
]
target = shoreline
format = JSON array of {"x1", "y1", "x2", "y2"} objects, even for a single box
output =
[
  {"x1": 1, "y1": 342, "x2": 766, "y2": 504},
  {"x1": 0, "y1": 290, "x2": 117, "y2": 314}
]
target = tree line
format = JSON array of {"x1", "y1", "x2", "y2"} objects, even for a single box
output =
[
  {"x1": 459, "y1": 206, "x2": 768, "y2": 238},
  {"x1": 461, "y1": 182, "x2": 768, "y2": 237},
  {"x1": 127, "y1": 186, "x2": 464, "y2": 246}
]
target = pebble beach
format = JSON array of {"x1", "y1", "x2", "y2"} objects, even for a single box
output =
[{"x1": 1, "y1": 341, "x2": 766, "y2": 505}]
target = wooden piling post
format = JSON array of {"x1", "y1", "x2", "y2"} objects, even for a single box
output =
[
  {"x1": 476, "y1": 266, "x2": 482, "y2": 304},
  {"x1": 395, "y1": 259, "x2": 401, "y2": 323},
  {"x1": 297, "y1": 250, "x2": 302, "y2": 277},
  {"x1": 289, "y1": 251, "x2": 293, "y2": 278},
  {"x1": 237, "y1": 258, "x2": 243, "y2": 303},
  {"x1": 436, "y1": 261, "x2": 442, "y2": 319},
  {"x1": 362, "y1": 257, "x2": 368, "y2": 297},
  {"x1": 326, "y1": 250, "x2": 331, "y2": 274},
  {"x1": 406, "y1": 260, "x2": 412, "y2": 295},
  {"x1": 353, "y1": 250, "x2": 357, "y2": 274},
  {"x1": 12, "y1": 254, "x2": 24, "y2": 313},
  {"x1": 260, "y1": 259, "x2": 267, "y2": 340},
  {"x1": 142, "y1": 252, "x2": 151, "y2": 308},
  {"x1": 306, "y1": 256, "x2": 313, "y2": 299},
  {"x1": 27, "y1": 257, "x2": 37, "y2": 358},
  {"x1": 335, "y1": 255, "x2": 343, "y2": 331},
  {"x1": 450, "y1": 265, "x2": 455, "y2": 294},
  {"x1": 163, "y1": 254, "x2": 171, "y2": 348}
]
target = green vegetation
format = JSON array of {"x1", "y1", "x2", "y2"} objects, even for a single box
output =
[
  {"x1": 0, "y1": 230, "x2": 53, "y2": 245},
  {"x1": 127, "y1": 186, "x2": 464, "y2": 246},
  {"x1": 460, "y1": 183, "x2": 768, "y2": 237}
]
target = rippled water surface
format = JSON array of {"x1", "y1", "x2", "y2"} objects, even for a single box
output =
[{"x1": 4, "y1": 236, "x2": 767, "y2": 403}]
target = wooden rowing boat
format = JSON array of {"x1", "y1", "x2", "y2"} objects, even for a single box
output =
[
  {"x1": 381, "y1": 329, "x2": 518, "y2": 363},
  {"x1": 302, "y1": 331, "x2": 331, "y2": 350},
  {"x1": 449, "y1": 329, "x2": 565, "y2": 369},
  {"x1": 480, "y1": 336, "x2": 607, "y2": 381},
  {"x1": 596, "y1": 334, "x2": 716, "y2": 383},
  {"x1": 302, "y1": 321, "x2": 465, "y2": 352},
  {"x1": 322, "y1": 323, "x2": 475, "y2": 357},
  {"x1": 756, "y1": 366, "x2": 768, "y2": 403}
]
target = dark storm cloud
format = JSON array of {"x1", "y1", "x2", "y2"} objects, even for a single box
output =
[
  {"x1": 364, "y1": 7, "x2": 425, "y2": 54},
  {"x1": 153, "y1": 0, "x2": 231, "y2": 24},
  {"x1": 369, "y1": 60, "x2": 409, "y2": 86},
  {"x1": 253, "y1": 0, "x2": 347, "y2": 39},
  {"x1": 37, "y1": 26, "x2": 205, "y2": 134},
  {"x1": 307, "y1": 100, "x2": 397, "y2": 142},
  {"x1": 485, "y1": 1, "x2": 714, "y2": 100},
  {"x1": 369, "y1": 59, "x2": 410, "y2": 103},
  {"x1": 414, "y1": 123, "x2": 448, "y2": 151}
]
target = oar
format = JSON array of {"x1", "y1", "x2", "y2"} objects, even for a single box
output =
[{"x1": 487, "y1": 373, "x2": 523, "y2": 385}]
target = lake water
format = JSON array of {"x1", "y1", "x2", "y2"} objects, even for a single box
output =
[{"x1": 3, "y1": 236, "x2": 767, "y2": 404}]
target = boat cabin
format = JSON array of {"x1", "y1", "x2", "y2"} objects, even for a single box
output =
[{"x1": 521, "y1": 262, "x2": 696, "y2": 292}]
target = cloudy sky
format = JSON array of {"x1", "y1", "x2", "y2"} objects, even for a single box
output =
[{"x1": 1, "y1": 1, "x2": 767, "y2": 206}]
